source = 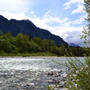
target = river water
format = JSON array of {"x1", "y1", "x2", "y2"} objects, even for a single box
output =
[
  {"x1": 0, "y1": 57, "x2": 84, "y2": 90},
  {"x1": 0, "y1": 57, "x2": 84, "y2": 71}
]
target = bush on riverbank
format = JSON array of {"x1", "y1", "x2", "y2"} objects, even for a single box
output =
[
  {"x1": 48, "y1": 57, "x2": 90, "y2": 90},
  {"x1": 65, "y1": 57, "x2": 90, "y2": 90}
]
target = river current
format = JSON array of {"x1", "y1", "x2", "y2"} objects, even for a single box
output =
[
  {"x1": 0, "y1": 57, "x2": 84, "y2": 71},
  {"x1": 0, "y1": 57, "x2": 84, "y2": 90}
]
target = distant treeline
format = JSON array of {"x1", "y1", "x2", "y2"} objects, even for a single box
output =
[{"x1": 0, "y1": 33, "x2": 89, "y2": 56}]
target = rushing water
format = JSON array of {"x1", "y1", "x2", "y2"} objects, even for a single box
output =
[
  {"x1": 0, "y1": 57, "x2": 84, "y2": 71},
  {"x1": 0, "y1": 57, "x2": 85, "y2": 90}
]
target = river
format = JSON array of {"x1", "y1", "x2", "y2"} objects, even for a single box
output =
[{"x1": 0, "y1": 57, "x2": 84, "y2": 90}]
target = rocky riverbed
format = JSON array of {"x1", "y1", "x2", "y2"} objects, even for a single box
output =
[
  {"x1": 0, "y1": 57, "x2": 84, "y2": 90},
  {"x1": 0, "y1": 69, "x2": 68, "y2": 90}
]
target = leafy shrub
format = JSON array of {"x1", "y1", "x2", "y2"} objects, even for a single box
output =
[{"x1": 65, "y1": 57, "x2": 90, "y2": 90}]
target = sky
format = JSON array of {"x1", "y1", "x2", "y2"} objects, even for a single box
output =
[{"x1": 0, "y1": 0, "x2": 86, "y2": 46}]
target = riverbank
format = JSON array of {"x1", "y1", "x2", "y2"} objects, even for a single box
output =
[
  {"x1": 0, "y1": 52, "x2": 85, "y2": 57},
  {"x1": 0, "y1": 56, "x2": 84, "y2": 60},
  {"x1": 0, "y1": 52, "x2": 58, "y2": 57}
]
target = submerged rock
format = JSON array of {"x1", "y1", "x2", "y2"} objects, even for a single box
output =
[
  {"x1": 47, "y1": 69, "x2": 62, "y2": 76},
  {"x1": 47, "y1": 71, "x2": 54, "y2": 76},
  {"x1": 62, "y1": 73, "x2": 67, "y2": 78}
]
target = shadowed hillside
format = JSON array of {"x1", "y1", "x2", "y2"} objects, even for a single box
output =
[{"x1": 0, "y1": 15, "x2": 67, "y2": 46}]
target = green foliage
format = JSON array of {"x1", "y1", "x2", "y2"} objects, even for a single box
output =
[
  {"x1": 64, "y1": 0, "x2": 90, "y2": 89},
  {"x1": 48, "y1": 86, "x2": 55, "y2": 90},
  {"x1": 84, "y1": 0, "x2": 90, "y2": 30},
  {"x1": 0, "y1": 33, "x2": 17, "y2": 53},
  {"x1": 81, "y1": 0, "x2": 90, "y2": 47},
  {"x1": 28, "y1": 40, "x2": 41, "y2": 52},
  {"x1": 65, "y1": 57, "x2": 90, "y2": 90},
  {"x1": 0, "y1": 32, "x2": 89, "y2": 56}
]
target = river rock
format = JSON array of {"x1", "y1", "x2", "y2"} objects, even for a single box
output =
[
  {"x1": 47, "y1": 71, "x2": 54, "y2": 76},
  {"x1": 48, "y1": 80, "x2": 55, "y2": 84},
  {"x1": 62, "y1": 73, "x2": 67, "y2": 78},
  {"x1": 47, "y1": 69, "x2": 62, "y2": 76},
  {"x1": 59, "y1": 81, "x2": 65, "y2": 88}
]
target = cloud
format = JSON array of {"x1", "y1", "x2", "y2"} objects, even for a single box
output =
[
  {"x1": 64, "y1": 0, "x2": 84, "y2": 9},
  {"x1": 71, "y1": 4, "x2": 84, "y2": 14},
  {"x1": 0, "y1": 0, "x2": 31, "y2": 13},
  {"x1": 0, "y1": 12, "x2": 28, "y2": 20},
  {"x1": 30, "y1": 13, "x2": 69, "y2": 28},
  {"x1": 49, "y1": 26, "x2": 83, "y2": 43},
  {"x1": 64, "y1": 0, "x2": 85, "y2": 15},
  {"x1": 67, "y1": 15, "x2": 86, "y2": 26}
]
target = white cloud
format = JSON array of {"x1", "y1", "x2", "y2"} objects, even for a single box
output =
[
  {"x1": 72, "y1": 4, "x2": 84, "y2": 14},
  {"x1": 64, "y1": 0, "x2": 84, "y2": 9},
  {"x1": 0, "y1": 12, "x2": 28, "y2": 20},
  {"x1": 0, "y1": 0, "x2": 31, "y2": 13},
  {"x1": 64, "y1": 0, "x2": 84, "y2": 14},
  {"x1": 67, "y1": 15, "x2": 85, "y2": 25}
]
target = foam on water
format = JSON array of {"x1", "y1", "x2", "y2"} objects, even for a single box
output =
[{"x1": 0, "y1": 57, "x2": 84, "y2": 71}]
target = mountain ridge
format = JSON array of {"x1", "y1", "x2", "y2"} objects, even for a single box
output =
[{"x1": 0, "y1": 15, "x2": 67, "y2": 46}]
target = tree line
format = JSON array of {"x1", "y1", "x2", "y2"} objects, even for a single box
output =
[{"x1": 0, "y1": 32, "x2": 89, "y2": 56}]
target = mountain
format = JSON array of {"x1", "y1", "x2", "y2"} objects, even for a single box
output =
[
  {"x1": 69, "y1": 43, "x2": 80, "y2": 47},
  {"x1": 0, "y1": 15, "x2": 67, "y2": 45}
]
